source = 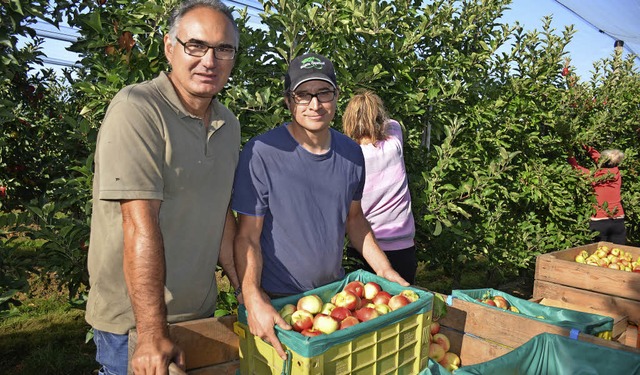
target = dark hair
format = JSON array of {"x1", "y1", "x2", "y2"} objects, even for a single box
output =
[{"x1": 167, "y1": 0, "x2": 239, "y2": 46}]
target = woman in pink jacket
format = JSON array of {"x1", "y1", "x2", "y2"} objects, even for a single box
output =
[
  {"x1": 342, "y1": 90, "x2": 417, "y2": 283},
  {"x1": 568, "y1": 145, "x2": 626, "y2": 244}
]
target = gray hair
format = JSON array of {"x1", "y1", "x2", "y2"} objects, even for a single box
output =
[
  {"x1": 600, "y1": 149, "x2": 624, "y2": 167},
  {"x1": 167, "y1": 0, "x2": 239, "y2": 46}
]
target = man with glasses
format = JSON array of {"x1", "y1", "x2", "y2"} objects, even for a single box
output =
[
  {"x1": 232, "y1": 53, "x2": 409, "y2": 360},
  {"x1": 85, "y1": 1, "x2": 240, "y2": 373}
]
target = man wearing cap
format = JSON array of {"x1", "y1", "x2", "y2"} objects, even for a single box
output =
[{"x1": 232, "y1": 53, "x2": 409, "y2": 359}]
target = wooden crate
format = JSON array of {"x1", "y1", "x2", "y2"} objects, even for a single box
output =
[
  {"x1": 530, "y1": 297, "x2": 628, "y2": 340},
  {"x1": 437, "y1": 295, "x2": 640, "y2": 366},
  {"x1": 128, "y1": 315, "x2": 240, "y2": 375},
  {"x1": 533, "y1": 241, "x2": 640, "y2": 325}
]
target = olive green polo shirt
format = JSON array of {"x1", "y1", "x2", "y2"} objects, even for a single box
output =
[{"x1": 86, "y1": 72, "x2": 240, "y2": 334}]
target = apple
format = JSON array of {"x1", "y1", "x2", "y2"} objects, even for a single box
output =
[
  {"x1": 329, "y1": 306, "x2": 353, "y2": 322},
  {"x1": 372, "y1": 291, "x2": 392, "y2": 306},
  {"x1": 0, "y1": 186, "x2": 6, "y2": 198},
  {"x1": 632, "y1": 265, "x2": 640, "y2": 273},
  {"x1": 388, "y1": 294, "x2": 411, "y2": 311},
  {"x1": 400, "y1": 289, "x2": 419, "y2": 302},
  {"x1": 363, "y1": 282, "x2": 382, "y2": 300},
  {"x1": 492, "y1": 296, "x2": 510, "y2": 310},
  {"x1": 300, "y1": 328, "x2": 323, "y2": 337},
  {"x1": 432, "y1": 333, "x2": 451, "y2": 352},
  {"x1": 290, "y1": 309, "x2": 314, "y2": 332},
  {"x1": 321, "y1": 302, "x2": 336, "y2": 315},
  {"x1": 374, "y1": 304, "x2": 392, "y2": 315},
  {"x1": 608, "y1": 263, "x2": 620, "y2": 270},
  {"x1": 428, "y1": 342, "x2": 446, "y2": 362},
  {"x1": 343, "y1": 280, "x2": 365, "y2": 298},
  {"x1": 430, "y1": 321, "x2": 441, "y2": 335},
  {"x1": 278, "y1": 303, "x2": 296, "y2": 324},
  {"x1": 297, "y1": 294, "x2": 323, "y2": 314},
  {"x1": 509, "y1": 305, "x2": 520, "y2": 313},
  {"x1": 482, "y1": 298, "x2": 496, "y2": 307},
  {"x1": 610, "y1": 248, "x2": 621, "y2": 257},
  {"x1": 574, "y1": 254, "x2": 586, "y2": 263},
  {"x1": 331, "y1": 290, "x2": 361, "y2": 311},
  {"x1": 595, "y1": 248, "x2": 608, "y2": 259},
  {"x1": 354, "y1": 307, "x2": 380, "y2": 322},
  {"x1": 313, "y1": 313, "x2": 339, "y2": 334},
  {"x1": 339, "y1": 316, "x2": 360, "y2": 330},
  {"x1": 439, "y1": 352, "x2": 461, "y2": 371}
]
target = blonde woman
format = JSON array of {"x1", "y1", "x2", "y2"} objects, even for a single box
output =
[
  {"x1": 342, "y1": 90, "x2": 417, "y2": 283},
  {"x1": 568, "y1": 145, "x2": 626, "y2": 244}
]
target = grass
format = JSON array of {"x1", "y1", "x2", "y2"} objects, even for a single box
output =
[{"x1": 0, "y1": 261, "x2": 533, "y2": 374}]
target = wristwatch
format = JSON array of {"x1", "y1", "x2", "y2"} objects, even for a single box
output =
[{"x1": 234, "y1": 286, "x2": 242, "y2": 298}]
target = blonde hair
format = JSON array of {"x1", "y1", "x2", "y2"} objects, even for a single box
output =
[
  {"x1": 342, "y1": 90, "x2": 389, "y2": 144},
  {"x1": 600, "y1": 149, "x2": 624, "y2": 167}
]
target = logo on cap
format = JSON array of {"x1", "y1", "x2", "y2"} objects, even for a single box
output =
[{"x1": 299, "y1": 57, "x2": 325, "y2": 70}]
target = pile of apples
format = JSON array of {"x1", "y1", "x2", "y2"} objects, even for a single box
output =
[
  {"x1": 478, "y1": 294, "x2": 520, "y2": 313},
  {"x1": 428, "y1": 321, "x2": 461, "y2": 371},
  {"x1": 574, "y1": 245, "x2": 640, "y2": 272},
  {"x1": 278, "y1": 280, "x2": 420, "y2": 337}
]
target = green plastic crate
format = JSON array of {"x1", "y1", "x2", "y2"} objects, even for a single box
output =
[{"x1": 235, "y1": 270, "x2": 433, "y2": 375}]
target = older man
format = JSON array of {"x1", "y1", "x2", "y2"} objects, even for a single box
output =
[{"x1": 85, "y1": 1, "x2": 241, "y2": 373}]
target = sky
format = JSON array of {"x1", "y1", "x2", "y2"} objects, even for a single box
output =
[{"x1": 33, "y1": 0, "x2": 636, "y2": 80}]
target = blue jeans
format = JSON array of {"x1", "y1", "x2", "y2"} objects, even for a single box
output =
[{"x1": 94, "y1": 329, "x2": 129, "y2": 375}]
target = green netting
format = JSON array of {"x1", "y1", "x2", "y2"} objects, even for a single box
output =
[
  {"x1": 454, "y1": 332, "x2": 640, "y2": 375},
  {"x1": 238, "y1": 269, "x2": 433, "y2": 357},
  {"x1": 451, "y1": 289, "x2": 613, "y2": 336}
]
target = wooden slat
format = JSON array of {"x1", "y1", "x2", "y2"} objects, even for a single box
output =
[
  {"x1": 440, "y1": 326, "x2": 511, "y2": 366},
  {"x1": 534, "y1": 279, "x2": 640, "y2": 325}
]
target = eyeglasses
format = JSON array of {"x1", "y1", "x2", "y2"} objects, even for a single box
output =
[
  {"x1": 290, "y1": 90, "x2": 337, "y2": 104},
  {"x1": 175, "y1": 37, "x2": 237, "y2": 60}
]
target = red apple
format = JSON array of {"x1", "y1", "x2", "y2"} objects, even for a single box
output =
[
  {"x1": 300, "y1": 328, "x2": 323, "y2": 337},
  {"x1": 430, "y1": 321, "x2": 441, "y2": 335},
  {"x1": 290, "y1": 309, "x2": 314, "y2": 332},
  {"x1": 354, "y1": 307, "x2": 380, "y2": 322},
  {"x1": 363, "y1": 281, "x2": 382, "y2": 300},
  {"x1": 339, "y1": 316, "x2": 360, "y2": 330},
  {"x1": 343, "y1": 281, "x2": 365, "y2": 298},
  {"x1": 428, "y1": 342, "x2": 446, "y2": 362},
  {"x1": 297, "y1": 294, "x2": 323, "y2": 314},
  {"x1": 400, "y1": 289, "x2": 419, "y2": 302},
  {"x1": 329, "y1": 306, "x2": 352, "y2": 322},
  {"x1": 331, "y1": 290, "x2": 361, "y2": 311},
  {"x1": 482, "y1": 298, "x2": 497, "y2": 307},
  {"x1": 432, "y1": 333, "x2": 451, "y2": 352},
  {"x1": 492, "y1": 296, "x2": 510, "y2": 310},
  {"x1": 312, "y1": 313, "x2": 339, "y2": 334},
  {"x1": 439, "y1": 352, "x2": 461, "y2": 371},
  {"x1": 372, "y1": 291, "x2": 392, "y2": 306},
  {"x1": 388, "y1": 294, "x2": 410, "y2": 311},
  {"x1": 0, "y1": 186, "x2": 6, "y2": 198}
]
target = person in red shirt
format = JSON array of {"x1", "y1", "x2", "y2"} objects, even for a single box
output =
[{"x1": 568, "y1": 145, "x2": 626, "y2": 244}]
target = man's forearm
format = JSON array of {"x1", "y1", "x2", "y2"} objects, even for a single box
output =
[
  {"x1": 121, "y1": 200, "x2": 168, "y2": 336},
  {"x1": 219, "y1": 208, "x2": 240, "y2": 289}
]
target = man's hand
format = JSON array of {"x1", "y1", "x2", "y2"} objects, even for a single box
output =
[
  {"x1": 131, "y1": 332, "x2": 185, "y2": 375},
  {"x1": 378, "y1": 268, "x2": 410, "y2": 287},
  {"x1": 245, "y1": 291, "x2": 292, "y2": 360}
]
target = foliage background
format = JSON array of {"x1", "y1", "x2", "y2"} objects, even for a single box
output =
[{"x1": 1, "y1": 0, "x2": 639, "y2": 312}]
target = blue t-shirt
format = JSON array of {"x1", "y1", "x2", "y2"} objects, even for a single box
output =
[{"x1": 232, "y1": 123, "x2": 365, "y2": 294}]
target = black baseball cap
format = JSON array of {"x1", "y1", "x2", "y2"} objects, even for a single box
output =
[{"x1": 285, "y1": 53, "x2": 337, "y2": 92}]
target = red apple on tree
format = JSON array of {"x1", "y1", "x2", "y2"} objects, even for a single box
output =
[
  {"x1": 291, "y1": 310, "x2": 314, "y2": 332},
  {"x1": 297, "y1": 294, "x2": 323, "y2": 314},
  {"x1": 312, "y1": 313, "x2": 339, "y2": 334},
  {"x1": 363, "y1": 281, "x2": 382, "y2": 300},
  {"x1": 388, "y1": 294, "x2": 410, "y2": 311},
  {"x1": 343, "y1": 280, "x2": 365, "y2": 298}
]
